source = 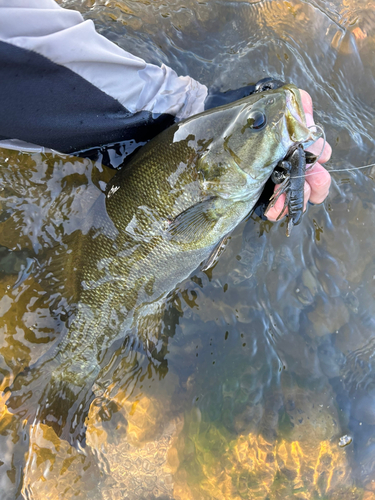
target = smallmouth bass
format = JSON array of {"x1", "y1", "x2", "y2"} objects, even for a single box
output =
[{"x1": 5, "y1": 84, "x2": 319, "y2": 444}]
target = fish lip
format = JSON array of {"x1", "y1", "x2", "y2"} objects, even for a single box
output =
[
  {"x1": 283, "y1": 86, "x2": 321, "y2": 147},
  {"x1": 285, "y1": 88, "x2": 305, "y2": 128}
]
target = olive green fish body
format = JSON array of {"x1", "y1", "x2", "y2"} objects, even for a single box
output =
[{"x1": 79, "y1": 85, "x2": 318, "y2": 321}]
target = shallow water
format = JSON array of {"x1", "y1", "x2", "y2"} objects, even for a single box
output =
[{"x1": 1, "y1": 0, "x2": 375, "y2": 498}]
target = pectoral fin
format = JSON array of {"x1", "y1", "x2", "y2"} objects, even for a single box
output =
[{"x1": 167, "y1": 197, "x2": 221, "y2": 245}]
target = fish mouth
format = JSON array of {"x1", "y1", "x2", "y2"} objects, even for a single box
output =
[
  {"x1": 283, "y1": 86, "x2": 320, "y2": 146},
  {"x1": 285, "y1": 87, "x2": 305, "y2": 127}
]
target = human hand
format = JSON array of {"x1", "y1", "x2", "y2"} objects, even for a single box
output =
[{"x1": 265, "y1": 89, "x2": 332, "y2": 221}]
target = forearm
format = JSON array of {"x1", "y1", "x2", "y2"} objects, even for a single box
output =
[{"x1": 0, "y1": 0, "x2": 207, "y2": 154}]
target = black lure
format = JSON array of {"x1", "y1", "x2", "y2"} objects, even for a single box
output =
[{"x1": 265, "y1": 143, "x2": 317, "y2": 237}]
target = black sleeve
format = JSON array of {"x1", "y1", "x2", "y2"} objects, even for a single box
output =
[{"x1": 0, "y1": 41, "x2": 174, "y2": 155}]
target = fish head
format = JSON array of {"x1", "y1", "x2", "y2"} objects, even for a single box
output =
[{"x1": 195, "y1": 84, "x2": 320, "y2": 202}]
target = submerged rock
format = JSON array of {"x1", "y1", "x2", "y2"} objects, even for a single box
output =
[{"x1": 171, "y1": 377, "x2": 353, "y2": 500}]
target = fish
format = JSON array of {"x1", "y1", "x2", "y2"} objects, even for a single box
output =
[{"x1": 4, "y1": 84, "x2": 319, "y2": 445}]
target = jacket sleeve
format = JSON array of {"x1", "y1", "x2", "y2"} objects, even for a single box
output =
[{"x1": 0, "y1": 0, "x2": 207, "y2": 154}]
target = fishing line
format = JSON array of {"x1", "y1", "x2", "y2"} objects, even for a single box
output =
[
  {"x1": 289, "y1": 124, "x2": 374, "y2": 179},
  {"x1": 288, "y1": 124, "x2": 375, "y2": 179},
  {"x1": 290, "y1": 163, "x2": 375, "y2": 180}
]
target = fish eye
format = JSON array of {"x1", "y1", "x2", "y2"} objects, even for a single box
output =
[
  {"x1": 241, "y1": 110, "x2": 267, "y2": 134},
  {"x1": 249, "y1": 111, "x2": 267, "y2": 130}
]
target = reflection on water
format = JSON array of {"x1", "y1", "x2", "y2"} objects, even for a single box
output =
[{"x1": 1, "y1": 0, "x2": 375, "y2": 498}]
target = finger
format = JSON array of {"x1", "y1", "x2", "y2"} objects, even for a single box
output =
[
  {"x1": 306, "y1": 138, "x2": 332, "y2": 164},
  {"x1": 303, "y1": 180, "x2": 311, "y2": 212},
  {"x1": 299, "y1": 89, "x2": 332, "y2": 164},
  {"x1": 266, "y1": 181, "x2": 311, "y2": 221},
  {"x1": 299, "y1": 89, "x2": 313, "y2": 115},
  {"x1": 305, "y1": 162, "x2": 331, "y2": 204},
  {"x1": 266, "y1": 191, "x2": 288, "y2": 221}
]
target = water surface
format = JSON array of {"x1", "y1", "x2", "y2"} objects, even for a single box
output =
[{"x1": 1, "y1": 0, "x2": 375, "y2": 498}]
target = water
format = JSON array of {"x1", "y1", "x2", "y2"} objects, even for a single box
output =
[{"x1": 1, "y1": 0, "x2": 375, "y2": 498}]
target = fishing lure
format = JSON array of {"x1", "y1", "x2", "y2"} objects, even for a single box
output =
[{"x1": 265, "y1": 144, "x2": 318, "y2": 237}]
